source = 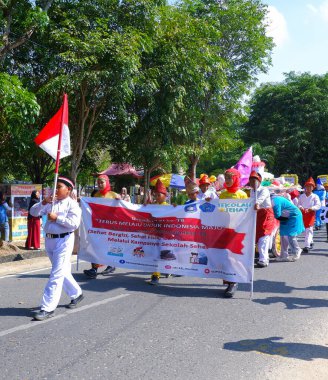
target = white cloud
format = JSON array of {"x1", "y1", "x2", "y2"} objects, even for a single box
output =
[
  {"x1": 307, "y1": 1, "x2": 328, "y2": 22},
  {"x1": 265, "y1": 6, "x2": 289, "y2": 48},
  {"x1": 306, "y1": 3, "x2": 318, "y2": 13},
  {"x1": 319, "y1": 0, "x2": 328, "y2": 21}
]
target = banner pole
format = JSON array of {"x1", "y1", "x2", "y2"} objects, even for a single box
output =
[
  {"x1": 51, "y1": 94, "x2": 67, "y2": 212},
  {"x1": 250, "y1": 185, "x2": 258, "y2": 300}
]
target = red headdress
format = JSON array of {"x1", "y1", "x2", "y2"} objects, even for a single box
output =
[
  {"x1": 199, "y1": 174, "x2": 211, "y2": 186},
  {"x1": 288, "y1": 189, "x2": 300, "y2": 200},
  {"x1": 224, "y1": 168, "x2": 241, "y2": 193},
  {"x1": 304, "y1": 177, "x2": 315, "y2": 188},
  {"x1": 155, "y1": 179, "x2": 167, "y2": 195},
  {"x1": 249, "y1": 170, "x2": 262, "y2": 183},
  {"x1": 97, "y1": 174, "x2": 111, "y2": 195}
]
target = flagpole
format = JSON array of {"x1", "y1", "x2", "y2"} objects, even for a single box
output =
[
  {"x1": 51, "y1": 94, "x2": 67, "y2": 211},
  {"x1": 250, "y1": 184, "x2": 258, "y2": 300}
]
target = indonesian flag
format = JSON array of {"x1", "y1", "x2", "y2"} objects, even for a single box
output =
[{"x1": 34, "y1": 94, "x2": 71, "y2": 160}]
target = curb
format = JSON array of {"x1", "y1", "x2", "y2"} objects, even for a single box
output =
[{"x1": 0, "y1": 249, "x2": 47, "y2": 264}]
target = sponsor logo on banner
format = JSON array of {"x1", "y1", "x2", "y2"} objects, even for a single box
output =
[
  {"x1": 217, "y1": 202, "x2": 251, "y2": 213},
  {"x1": 199, "y1": 203, "x2": 216, "y2": 213},
  {"x1": 184, "y1": 204, "x2": 197, "y2": 213}
]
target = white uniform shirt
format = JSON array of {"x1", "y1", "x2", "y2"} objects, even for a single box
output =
[
  {"x1": 30, "y1": 197, "x2": 81, "y2": 234},
  {"x1": 251, "y1": 186, "x2": 271, "y2": 209},
  {"x1": 197, "y1": 187, "x2": 218, "y2": 200},
  {"x1": 298, "y1": 193, "x2": 321, "y2": 211}
]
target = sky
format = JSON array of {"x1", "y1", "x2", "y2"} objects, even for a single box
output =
[{"x1": 258, "y1": 0, "x2": 328, "y2": 84}]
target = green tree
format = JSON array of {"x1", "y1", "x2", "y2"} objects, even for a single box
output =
[
  {"x1": 174, "y1": 0, "x2": 274, "y2": 179},
  {"x1": 0, "y1": 0, "x2": 53, "y2": 62},
  {"x1": 0, "y1": 73, "x2": 40, "y2": 179},
  {"x1": 243, "y1": 72, "x2": 328, "y2": 181}
]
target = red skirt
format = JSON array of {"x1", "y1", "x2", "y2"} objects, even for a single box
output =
[
  {"x1": 256, "y1": 208, "x2": 275, "y2": 241},
  {"x1": 301, "y1": 209, "x2": 315, "y2": 228},
  {"x1": 26, "y1": 217, "x2": 41, "y2": 249}
]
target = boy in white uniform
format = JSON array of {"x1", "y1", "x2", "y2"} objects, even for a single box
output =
[
  {"x1": 298, "y1": 177, "x2": 321, "y2": 253},
  {"x1": 30, "y1": 176, "x2": 84, "y2": 321}
]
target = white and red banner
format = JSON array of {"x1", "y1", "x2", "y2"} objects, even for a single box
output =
[{"x1": 79, "y1": 198, "x2": 256, "y2": 283}]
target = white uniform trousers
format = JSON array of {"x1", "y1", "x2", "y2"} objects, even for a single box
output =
[
  {"x1": 257, "y1": 235, "x2": 271, "y2": 265},
  {"x1": 41, "y1": 233, "x2": 82, "y2": 312},
  {"x1": 280, "y1": 235, "x2": 301, "y2": 258},
  {"x1": 304, "y1": 226, "x2": 313, "y2": 248}
]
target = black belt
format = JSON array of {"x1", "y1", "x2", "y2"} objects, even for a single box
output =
[{"x1": 46, "y1": 232, "x2": 73, "y2": 239}]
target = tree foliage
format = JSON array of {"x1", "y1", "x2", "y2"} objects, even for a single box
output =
[{"x1": 243, "y1": 72, "x2": 328, "y2": 180}]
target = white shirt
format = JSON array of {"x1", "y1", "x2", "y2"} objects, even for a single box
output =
[
  {"x1": 197, "y1": 187, "x2": 218, "y2": 200},
  {"x1": 251, "y1": 186, "x2": 271, "y2": 209},
  {"x1": 298, "y1": 192, "x2": 321, "y2": 211},
  {"x1": 30, "y1": 197, "x2": 81, "y2": 235}
]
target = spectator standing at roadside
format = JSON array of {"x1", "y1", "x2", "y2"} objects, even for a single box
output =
[
  {"x1": 26, "y1": 190, "x2": 41, "y2": 250},
  {"x1": 84, "y1": 175, "x2": 120, "y2": 279},
  {"x1": 120, "y1": 187, "x2": 131, "y2": 202},
  {"x1": 0, "y1": 191, "x2": 11, "y2": 242}
]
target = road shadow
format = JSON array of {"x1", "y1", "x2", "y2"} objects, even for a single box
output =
[
  {"x1": 0, "y1": 306, "x2": 37, "y2": 317},
  {"x1": 75, "y1": 272, "x2": 224, "y2": 298},
  {"x1": 253, "y1": 296, "x2": 328, "y2": 309},
  {"x1": 251, "y1": 279, "x2": 295, "y2": 294},
  {"x1": 223, "y1": 336, "x2": 328, "y2": 361}
]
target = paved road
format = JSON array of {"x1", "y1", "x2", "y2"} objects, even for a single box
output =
[{"x1": 1, "y1": 230, "x2": 328, "y2": 379}]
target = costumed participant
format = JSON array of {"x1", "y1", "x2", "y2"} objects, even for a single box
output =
[
  {"x1": 30, "y1": 176, "x2": 84, "y2": 321},
  {"x1": 184, "y1": 176, "x2": 200, "y2": 204},
  {"x1": 271, "y1": 194, "x2": 304, "y2": 261},
  {"x1": 197, "y1": 174, "x2": 218, "y2": 201},
  {"x1": 249, "y1": 171, "x2": 275, "y2": 268},
  {"x1": 325, "y1": 186, "x2": 328, "y2": 242},
  {"x1": 298, "y1": 177, "x2": 321, "y2": 253},
  {"x1": 313, "y1": 178, "x2": 326, "y2": 230},
  {"x1": 288, "y1": 189, "x2": 300, "y2": 207},
  {"x1": 219, "y1": 168, "x2": 247, "y2": 298},
  {"x1": 149, "y1": 179, "x2": 170, "y2": 285},
  {"x1": 84, "y1": 175, "x2": 120, "y2": 278},
  {"x1": 26, "y1": 190, "x2": 41, "y2": 250}
]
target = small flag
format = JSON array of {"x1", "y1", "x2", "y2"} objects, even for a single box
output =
[
  {"x1": 34, "y1": 94, "x2": 70, "y2": 160},
  {"x1": 234, "y1": 146, "x2": 253, "y2": 186}
]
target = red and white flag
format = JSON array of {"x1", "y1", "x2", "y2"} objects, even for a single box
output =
[{"x1": 34, "y1": 94, "x2": 71, "y2": 160}]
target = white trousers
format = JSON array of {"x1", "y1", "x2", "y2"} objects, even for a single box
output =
[
  {"x1": 280, "y1": 235, "x2": 301, "y2": 258},
  {"x1": 304, "y1": 227, "x2": 313, "y2": 248},
  {"x1": 258, "y1": 235, "x2": 271, "y2": 264},
  {"x1": 41, "y1": 233, "x2": 82, "y2": 312}
]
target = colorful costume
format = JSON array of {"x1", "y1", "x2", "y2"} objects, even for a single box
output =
[
  {"x1": 313, "y1": 178, "x2": 326, "y2": 229},
  {"x1": 271, "y1": 195, "x2": 304, "y2": 260},
  {"x1": 219, "y1": 168, "x2": 247, "y2": 297},
  {"x1": 298, "y1": 177, "x2": 321, "y2": 251},
  {"x1": 197, "y1": 174, "x2": 218, "y2": 200},
  {"x1": 149, "y1": 179, "x2": 169, "y2": 285},
  {"x1": 84, "y1": 175, "x2": 119, "y2": 278},
  {"x1": 249, "y1": 171, "x2": 275, "y2": 267}
]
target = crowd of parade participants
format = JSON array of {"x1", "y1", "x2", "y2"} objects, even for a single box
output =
[{"x1": 29, "y1": 168, "x2": 327, "y2": 320}]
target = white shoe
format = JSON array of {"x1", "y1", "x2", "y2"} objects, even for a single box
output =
[
  {"x1": 293, "y1": 249, "x2": 302, "y2": 260},
  {"x1": 276, "y1": 256, "x2": 295, "y2": 262}
]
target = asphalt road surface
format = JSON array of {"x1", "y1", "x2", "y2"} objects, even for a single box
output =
[{"x1": 1, "y1": 229, "x2": 328, "y2": 379}]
